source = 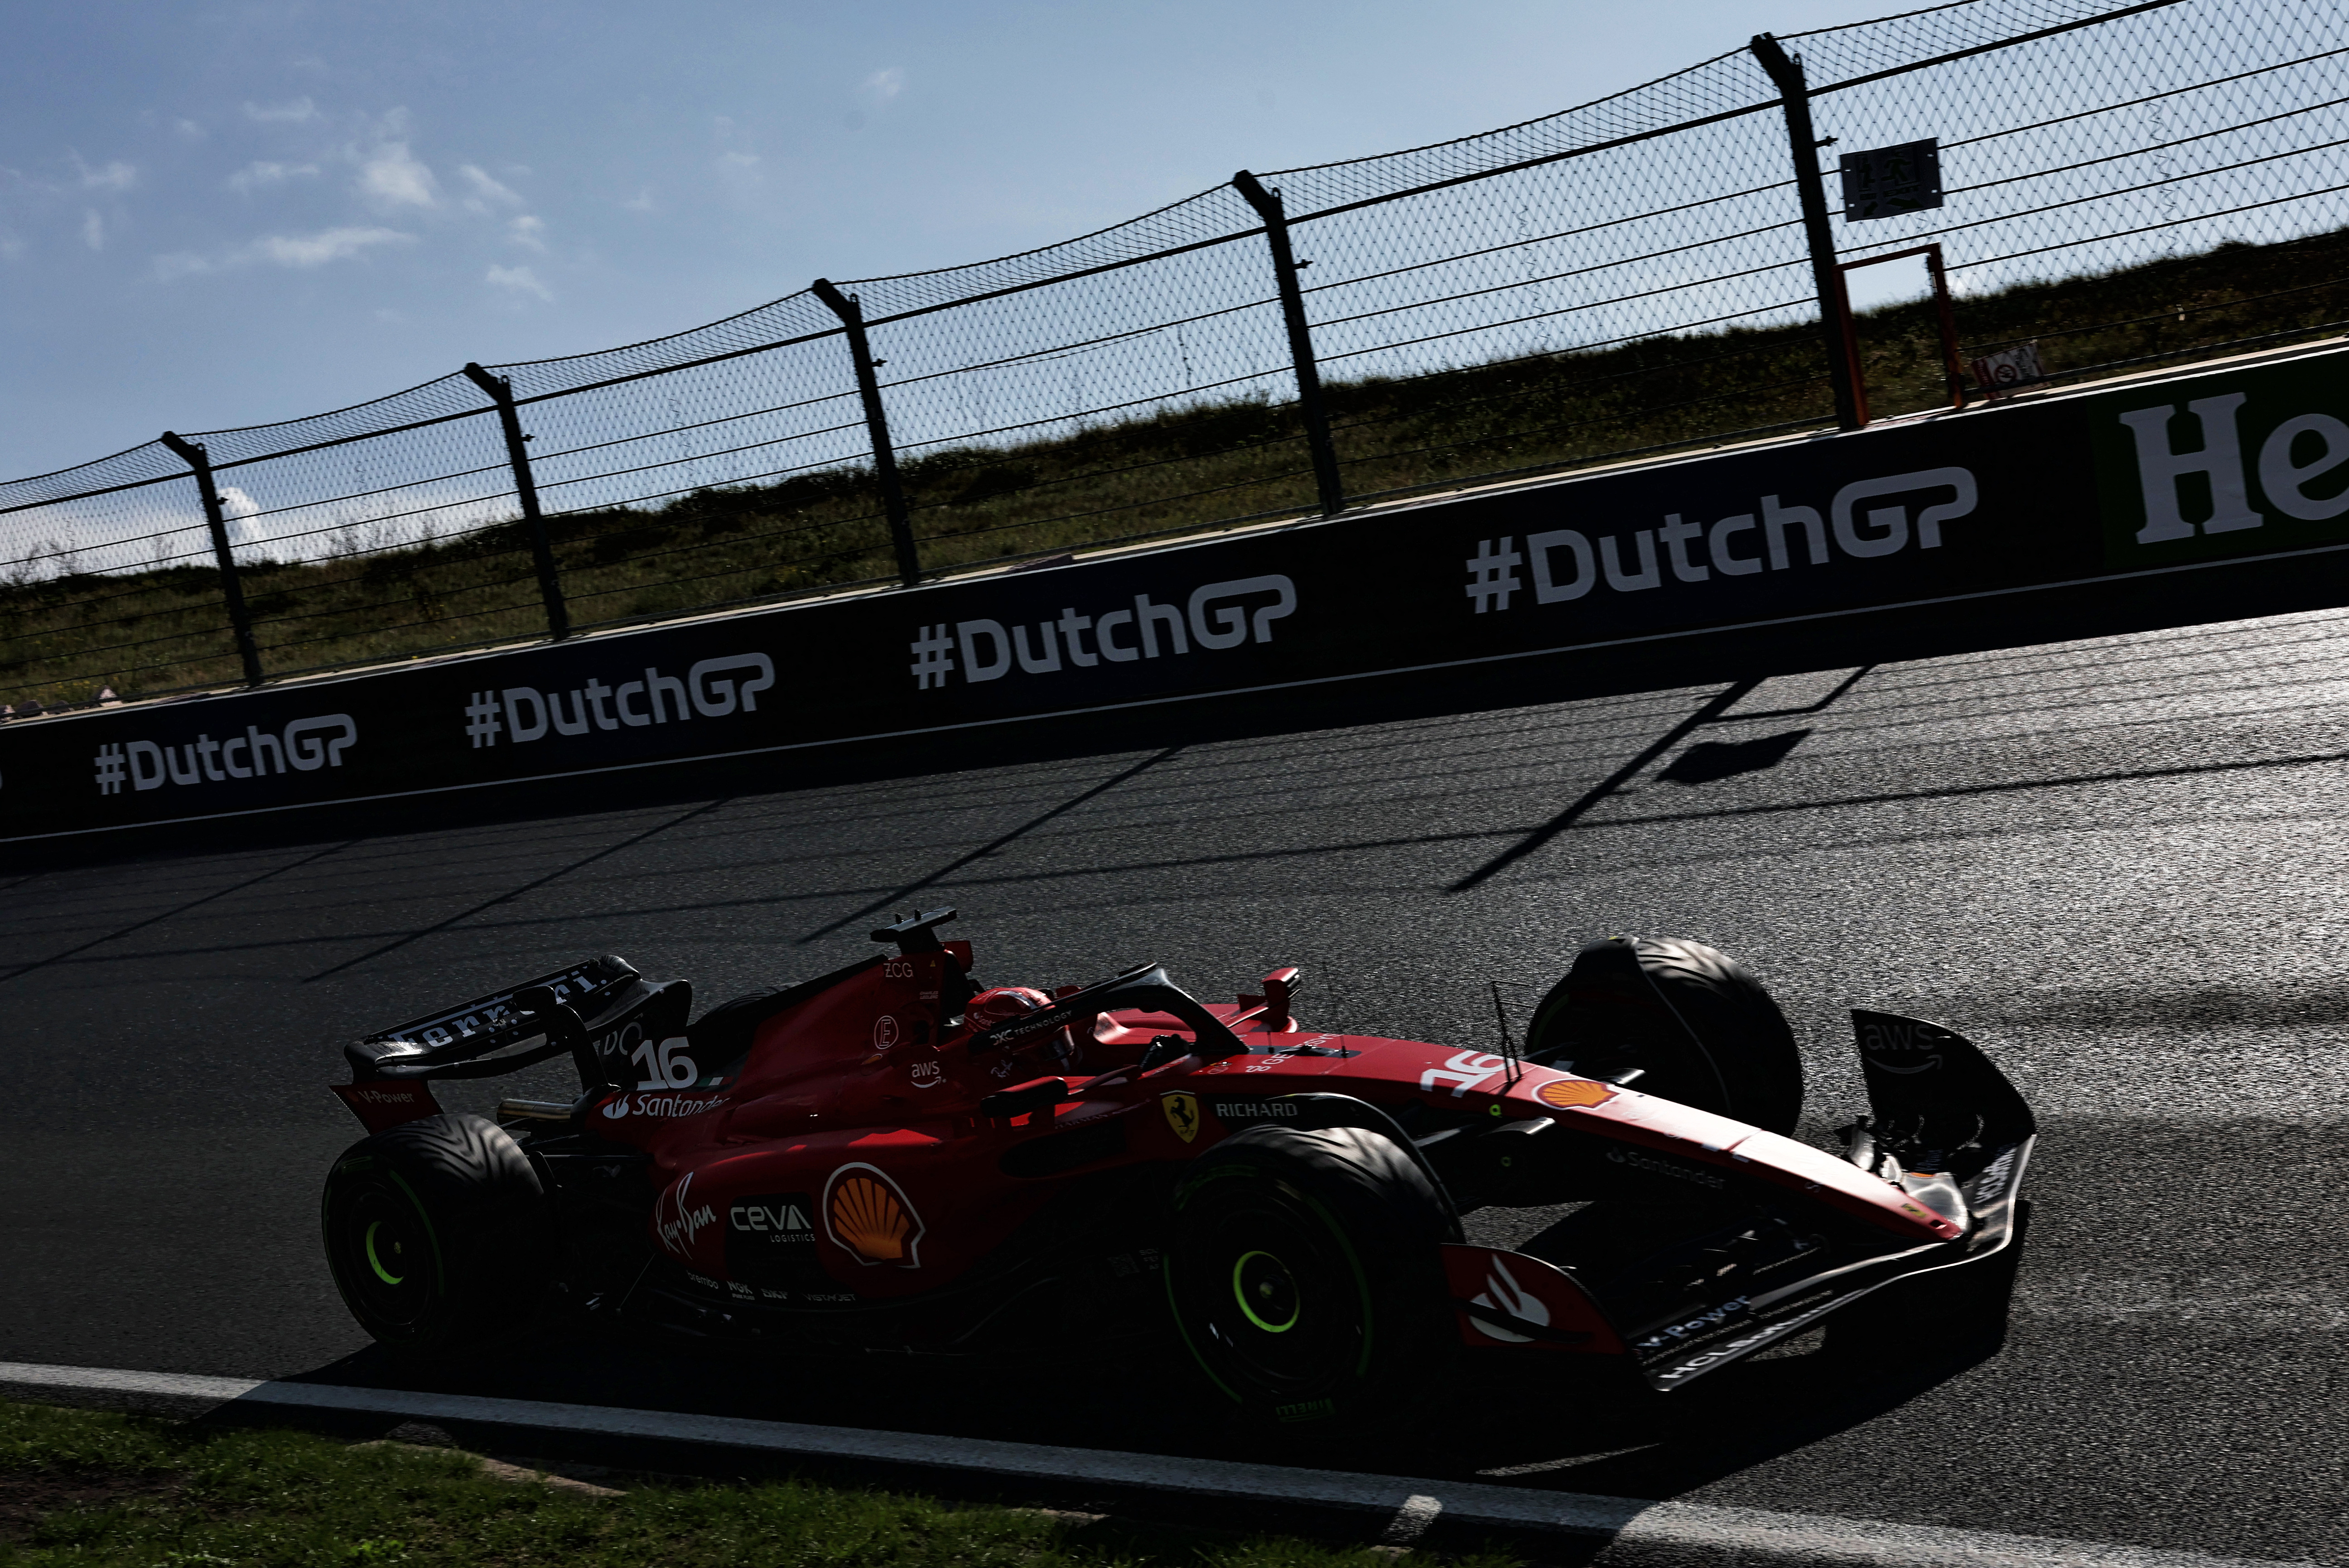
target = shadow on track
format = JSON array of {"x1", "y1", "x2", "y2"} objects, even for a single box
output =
[
  {"x1": 305, "y1": 798, "x2": 733, "y2": 981},
  {"x1": 794, "y1": 744, "x2": 1183, "y2": 945},
  {"x1": 1450, "y1": 679, "x2": 1762, "y2": 892},
  {"x1": 0, "y1": 837, "x2": 357, "y2": 985},
  {"x1": 260, "y1": 1239, "x2": 2024, "y2": 1510}
]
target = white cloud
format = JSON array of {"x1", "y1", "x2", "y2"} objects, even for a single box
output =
[
  {"x1": 864, "y1": 67, "x2": 906, "y2": 102},
  {"x1": 622, "y1": 186, "x2": 655, "y2": 212},
  {"x1": 152, "y1": 251, "x2": 214, "y2": 280},
  {"x1": 506, "y1": 214, "x2": 545, "y2": 250},
  {"x1": 228, "y1": 160, "x2": 319, "y2": 192},
  {"x1": 486, "y1": 263, "x2": 551, "y2": 302},
  {"x1": 77, "y1": 158, "x2": 136, "y2": 192},
  {"x1": 244, "y1": 97, "x2": 319, "y2": 123},
  {"x1": 81, "y1": 209, "x2": 103, "y2": 250},
  {"x1": 719, "y1": 150, "x2": 760, "y2": 170},
  {"x1": 218, "y1": 487, "x2": 263, "y2": 545},
  {"x1": 174, "y1": 119, "x2": 205, "y2": 140},
  {"x1": 152, "y1": 224, "x2": 411, "y2": 280},
  {"x1": 255, "y1": 225, "x2": 412, "y2": 266},
  {"x1": 358, "y1": 143, "x2": 437, "y2": 208},
  {"x1": 0, "y1": 232, "x2": 24, "y2": 262},
  {"x1": 457, "y1": 164, "x2": 520, "y2": 208}
]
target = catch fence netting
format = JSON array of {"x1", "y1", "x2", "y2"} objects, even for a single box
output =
[{"x1": 1, "y1": 0, "x2": 2343, "y2": 709}]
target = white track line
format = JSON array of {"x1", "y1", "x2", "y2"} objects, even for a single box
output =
[{"x1": 0, "y1": 1361, "x2": 2314, "y2": 1568}]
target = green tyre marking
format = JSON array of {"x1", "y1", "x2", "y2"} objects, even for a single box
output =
[
  {"x1": 323, "y1": 1166, "x2": 449, "y2": 1345},
  {"x1": 1232, "y1": 1250, "x2": 1299, "y2": 1333},
  {"x1": 1285, "y1": 1188, "x2": 1376, "y2": 1377},
  {"x1": 362, "y1": 1220, "x2": 405, "y2": 1285},
  {"x1": 386, "y1": 1171, "x2": 446, "y2": 1290},
  {"x1": 1163, "y1": 1254, "x2": 1245, "y2": 1405}
]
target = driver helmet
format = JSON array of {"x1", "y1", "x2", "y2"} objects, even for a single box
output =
[{"x1": 965, "y1": 985, "x2": 1052, "y2": 1032}]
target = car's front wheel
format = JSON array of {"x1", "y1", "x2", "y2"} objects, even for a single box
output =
[
  {"x1": 1165, "y1": 1123, "x2": 1453, "y2": 1431},
  {"x1": 321, "y1": 1112, "x2": 550, "y2": 1352},
  {"x1": 1524, "y1": 936, "x2": 1804, "y2": 1134}
]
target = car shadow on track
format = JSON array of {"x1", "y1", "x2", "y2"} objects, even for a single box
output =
[{"x1": 270, "y1": 1235, "x2": 2024, "y2": 1504}]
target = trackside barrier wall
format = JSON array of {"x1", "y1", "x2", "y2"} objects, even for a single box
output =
[
  {"x1": 7, "y1": 0, "x2": 2349, "y2": 716},
  {"x1": 5, "y1": 343, "x2": 2345, "y2": 842}
]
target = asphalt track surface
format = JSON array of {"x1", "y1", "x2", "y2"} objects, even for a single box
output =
[{"x1": 4, "y1": 605, "x2": 2346, "y2": 1564}]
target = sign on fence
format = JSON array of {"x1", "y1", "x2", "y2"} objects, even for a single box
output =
[
  {"x1": 1839, "y1": 139, "x2": 1944, "y2": 221},
  {"x1": 1971, "y1": 342, "x2": 2045, "y2": 400}
]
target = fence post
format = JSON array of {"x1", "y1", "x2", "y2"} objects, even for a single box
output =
[
  {"x1": 158, "y1": 431, "x2": 264, "y2": 686},
  {"x1": 1232, "y1": 171, "x2": 1346, "y2": 516},
  {"x1": 811, "y1": 280, "x2": 921, "y2": 589},
  {"x1": 1749, "y1": 34, "x2": 1863, "y2": 432},
  {"x1": 461, "y1": 362, "x2": 571, "y2": 640}
]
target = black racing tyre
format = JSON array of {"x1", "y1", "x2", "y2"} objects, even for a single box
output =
[
  {"x1": 1165, "y1": 1124, "x2": 1454, "y2": 1431},
  {"x1": 1524, "y1": 936, "x2": 1804, "y2": 1134},
  {"x1": 320, "y1": 1112, "x2": 550, "y2": 1352}
]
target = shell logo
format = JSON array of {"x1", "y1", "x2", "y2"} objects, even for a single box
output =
[
  {"x1": 822, "y1": 1163, "x2": 926, "y2": 1268},
  {"x1": 1536, "y1": 1077, "x2": 1618, "y2": 1110}
]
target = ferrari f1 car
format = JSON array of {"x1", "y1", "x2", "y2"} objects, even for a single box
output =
[{"x1": 322, "y1": 909, "x2": 2034, "y2": 1428}]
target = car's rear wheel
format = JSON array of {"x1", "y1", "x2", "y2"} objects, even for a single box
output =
[
  {"x1": 1165, "y1": 1124, "x2": 1453, "y2": 1431},
  {"x1": 1524, "y1": 936, "x2": 1804, "y2": 1134},
  {"x1": 321, "y1": 1112, "x2": 550, "y2": 1352}
]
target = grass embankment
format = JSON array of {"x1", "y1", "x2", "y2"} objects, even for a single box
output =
[
  {"x1": 0, "y1": 1400, "x2": 1487, "y2": 1568},
  {"x1": 7, "y1": 227, "x2": 2347, "y2": 709}
]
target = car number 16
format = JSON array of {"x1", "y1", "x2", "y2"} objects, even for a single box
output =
[{"x1": 632, "y1": 1036, "x2": 699, "y2": 1089}]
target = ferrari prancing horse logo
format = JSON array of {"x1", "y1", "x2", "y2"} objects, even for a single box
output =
[{"x1": 1161, "y1": 1091, "x2": 1202, "y2": 1144}]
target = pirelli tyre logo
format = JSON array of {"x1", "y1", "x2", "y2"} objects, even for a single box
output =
[
  {"x1": 907, "y1": 575, "x2": 1296, "y2": 690},
  {"x1": 93, "y1": 713, "x2": 356, "y2": 797},
  {"x1": 1462, "y1": 467, "x2": 1977, "y2": 613}
]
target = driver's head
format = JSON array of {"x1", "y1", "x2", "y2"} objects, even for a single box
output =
[{"x1": 965, "y1": 985, "x2": 1051, "y2": 1032}]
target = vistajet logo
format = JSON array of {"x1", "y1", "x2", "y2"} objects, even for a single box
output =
[
  {"x1": 465, "y1": 654, "x2": 774, "y2": 748},
  {"x1": 93, "y1": 714, "x2": 356, "y2": 797},
  {"x1": 908, "y1": 575, "x2": 1296, "y2": 691}
]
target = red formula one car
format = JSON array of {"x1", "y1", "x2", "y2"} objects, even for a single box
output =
[{"x1": 322, "y1": 909, "x2": 2034, "y2": 1428}]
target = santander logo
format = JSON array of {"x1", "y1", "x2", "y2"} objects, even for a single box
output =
[
  {"x1": 1470, "y1": 1257, "x2": 1550, "y2": 1343},
  {"x1": 601, "y1": 1091, "x2": 728, "y2": 1121}
]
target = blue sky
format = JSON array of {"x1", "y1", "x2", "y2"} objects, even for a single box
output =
[{"x1": 3, "y1": 0, "x2": 1908, "y2": 481}]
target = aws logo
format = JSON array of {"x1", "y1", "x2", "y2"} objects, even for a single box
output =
[
  {"x1": 823, "y1": 1163, "x2": 926, "y2": 1268},
  {"x1": 1857, "y1": 1014, "x2": 1950, "y2": 1075}
]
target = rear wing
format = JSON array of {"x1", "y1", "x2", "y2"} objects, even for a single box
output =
[{"x1": 332, "y1": 955, "x2": 692, "y2": 1130}]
